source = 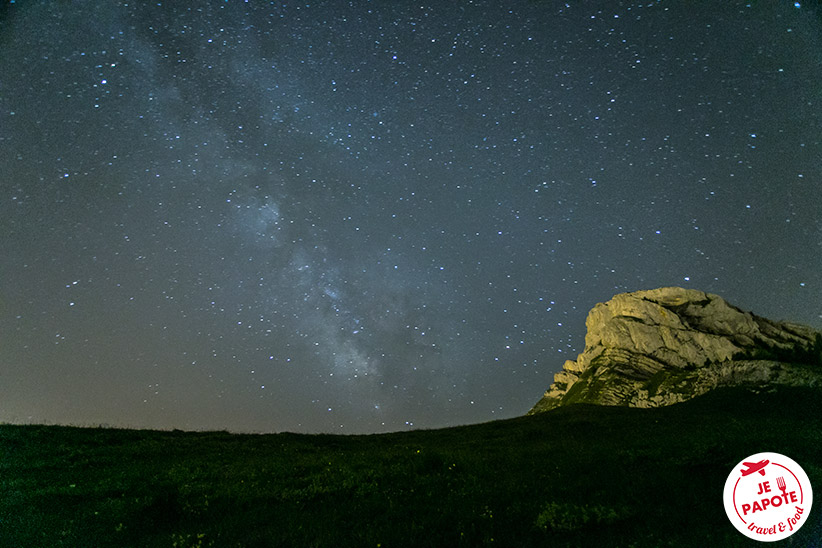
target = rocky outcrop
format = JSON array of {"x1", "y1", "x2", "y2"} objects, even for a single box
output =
[{"x1": 529, "y1": 287, "x2": 822, "y2": 413}]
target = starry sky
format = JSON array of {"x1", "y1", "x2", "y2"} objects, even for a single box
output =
[{"x1": 1, "y1": 0, "x2": 820, "y2": 434}]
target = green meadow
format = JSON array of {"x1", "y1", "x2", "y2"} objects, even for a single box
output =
[{"x1": 2, "y1": 386, "x2": 820, "y2": 547}]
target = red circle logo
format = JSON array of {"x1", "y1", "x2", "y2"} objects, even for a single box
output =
[{"x1": 723, "y1": 452, "x2": 813, "y2": 541}]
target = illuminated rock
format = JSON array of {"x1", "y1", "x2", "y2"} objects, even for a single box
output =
[{"x1": 529, "y1": 287, "x2": 822, "y2": 413}]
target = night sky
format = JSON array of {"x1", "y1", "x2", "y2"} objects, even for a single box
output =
[{"x1": 1, "y1": 1, "x2": 820, "y2": 434}]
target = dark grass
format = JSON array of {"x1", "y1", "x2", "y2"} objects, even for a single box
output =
[{"x1": 2, "y1": 386, "x2": 821, "y2": 547}]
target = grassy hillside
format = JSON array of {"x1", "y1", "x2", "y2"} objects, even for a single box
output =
[{"x1": 2, "y1": 386, "x2": 821, "y2": 547}]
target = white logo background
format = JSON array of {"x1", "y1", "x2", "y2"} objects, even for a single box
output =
[{"x1": 723, "y1": 452, "x2": 813, "y2": 542}]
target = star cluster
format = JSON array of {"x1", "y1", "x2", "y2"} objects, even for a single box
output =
[{"x1": 1, "y1": 1, "x2": 820, "y2": 433}]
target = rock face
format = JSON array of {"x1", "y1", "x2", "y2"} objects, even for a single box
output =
[{"x1": 529, "y1": 287, "x2": 822, "y2": 413}]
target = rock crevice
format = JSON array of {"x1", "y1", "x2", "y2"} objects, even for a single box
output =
[{"x1": 529, "y1": 287, "x2": 822, "y2": 413}]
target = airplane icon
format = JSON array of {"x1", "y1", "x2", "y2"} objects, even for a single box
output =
[{"x1": 741, "y1": 459, "x2": 769, "y2": 477}]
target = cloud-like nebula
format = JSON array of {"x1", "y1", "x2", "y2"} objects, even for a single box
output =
[{"x1": 1, "y1": 0, "x2": 819, "y2": 433}]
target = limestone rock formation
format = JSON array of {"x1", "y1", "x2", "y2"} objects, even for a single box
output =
[{"x1": 529, "y1": 287, "x2": 822, "y2": 413}]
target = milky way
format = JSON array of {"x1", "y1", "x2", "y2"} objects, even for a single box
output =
[{"x1": 1, "y1": 1, "x2": 820, "y2": 433}]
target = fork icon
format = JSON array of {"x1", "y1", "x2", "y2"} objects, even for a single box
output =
[{"x1": 777, "y1": 476, "x2": 787, "y2": 496}]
